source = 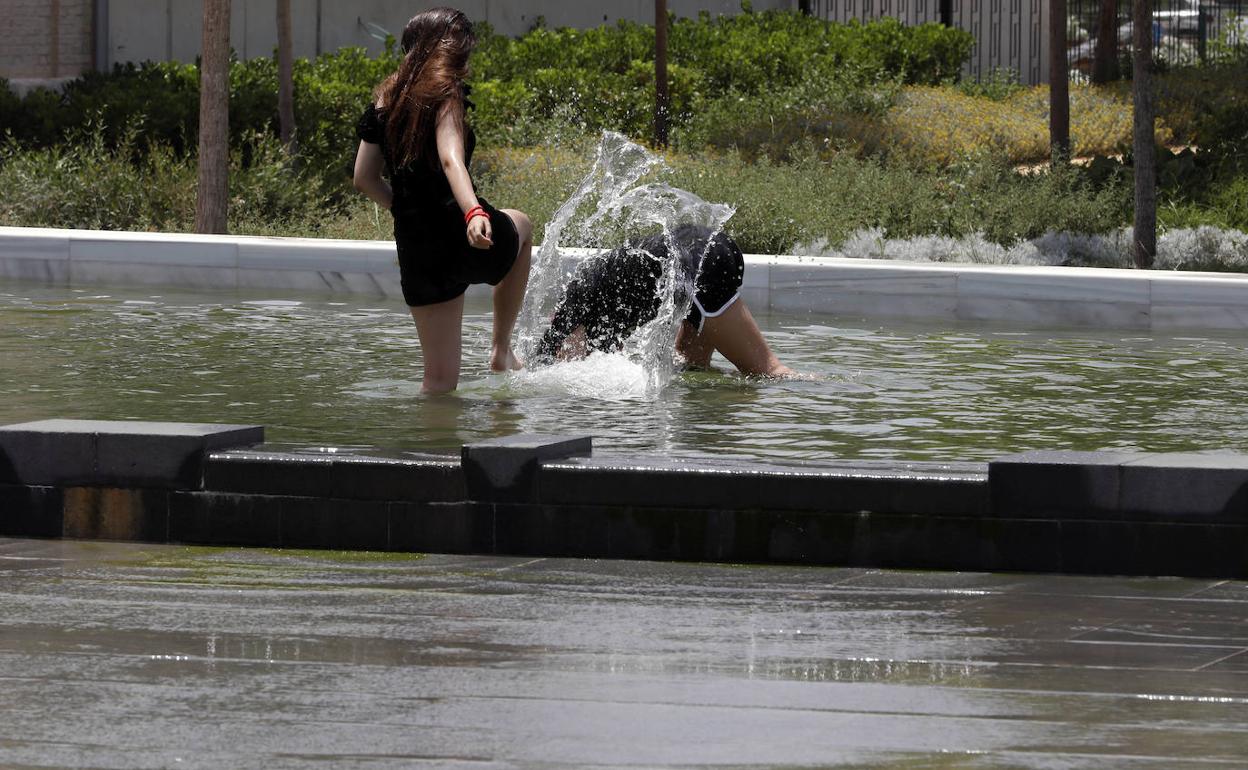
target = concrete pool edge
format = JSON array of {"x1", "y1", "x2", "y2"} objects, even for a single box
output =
[
  {"x1": 1, "y1": 420, "x2": 1245, "y2": 578},
  {"x1": 4, "y1": 226, "x2": 1248, "y2": 331}
]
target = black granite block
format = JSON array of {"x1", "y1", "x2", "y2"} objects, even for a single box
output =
[
  {"x1": 0, "y1": 484, "x2": 63, "y2": 538},
  {"x1": 203, "y1": 451, "x2": 335, "y2": 497},
  {"x1": 606, "y1": 506, "x2": 711, "y2": 561},
  {"x1": 989, "y1": 450, "x2": 1135, "y2": 518},
  {"x1": 388, "y1": 501, "x2": 493, "y2": 554},
  {"x1": 462, "y1": 435, "x2": 592, "y2": 503},
  {"x1": 0, "y1": 419, "x2": 262, "y2": 489},
  {"x1": 280, "y1": 498, "x2": 390, "y2": 551},
  {"x1": 96, "y1": 426, "x2": 262, "y2": 489},
  {"x1": 1059, "y1": 520, "x2": 1248, "y2": 578},
  {"x1": 844, "y1": 514, "x2": 1065, "y2": 573},
  {"x1": 0, "y1": 426, "x2": 95, "y2": 486},
  {"x1": 540, "y1": 461, "x2": 762, "y2": 510},
  {"x1": 704, "y1": 508, "x2": 768, "y2": 563},
  {"x1": 1118, "y1": 453, "x2": 1248, "y2": 522},
  {"x1": 493, "y1": 503, "x2": 612, "y2": 558},
  {"x1": 169, "y1": 492, "x2": 281, "y2": 547},
  {"x1": 762, "y1": 511, "x2": 857, "y2": 565},
  {"x1": 62, "y1": 487, "x2": 169, "y2": 542},
  {"x1": 329, "y1": 455, "x2": 464, "y2": 502},
  {"x1": 759, "y1": 471, "x2": 987, "y2": 517},
  {"x1": 979, "y1": 517, "x2": 1063, "y2": 573},
  {"x1": 847, "y1": 512, "x2": 907, "y2": 568}
]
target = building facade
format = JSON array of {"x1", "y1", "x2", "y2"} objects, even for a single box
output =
[
  {"x1": 0, "y1": 0, "x2": 794, "y2": 85},
  {"x1": 0, "y1": 0, "x2": 95, "y2": 82},
  {"x1": 0, "y1": 0, "x2": 1051, "y2": 88}
]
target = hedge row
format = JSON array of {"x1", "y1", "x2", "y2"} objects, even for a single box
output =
[{"x1": 0, "y1": 10, "x2": 974, "y2": 187}]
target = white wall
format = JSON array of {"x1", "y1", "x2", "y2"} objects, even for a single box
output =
[{"x1": 102, "y1": 0, "x2": 796, "y2": 66}]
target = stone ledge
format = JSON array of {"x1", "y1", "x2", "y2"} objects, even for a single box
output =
[
  {"x1": 4, "y1": 424, "x2": 1248, "y2": 577},
  {"x1": 203, "y1": 447, "x2": 464, "y2": 501},
  {"x1": 990, "y1": 450, "x2": 1248, "y2": 522},
  {"x1": 5, "y1": 226, "x2": 1248, "y2": 331},
  {"x1": 0, "y1": 419, "x2": 264, "y2": 489}
]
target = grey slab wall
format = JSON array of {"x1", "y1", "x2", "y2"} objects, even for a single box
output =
[{"x1": 2, "y1": 420, "x2": 1246, "y2": 577}]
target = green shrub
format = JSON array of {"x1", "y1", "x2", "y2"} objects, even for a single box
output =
[
  {"x1": 0, "y1": 127, "x2": 194, "y2": 231},
  {"x1": 468, "y1": 144, "x2": 1132, "y2": 255},
  {"x1": 0, "y1": 11, "x2": 974, "y2": 183}
]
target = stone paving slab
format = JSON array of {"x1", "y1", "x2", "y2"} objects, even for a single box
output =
[{"x1": 0, "y1": 538, "x2": 1245, "y2": 769}]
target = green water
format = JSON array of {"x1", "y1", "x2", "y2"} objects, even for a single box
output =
[{"x1": 3, "y1": 282, "x2": 1246, "y2": 462}]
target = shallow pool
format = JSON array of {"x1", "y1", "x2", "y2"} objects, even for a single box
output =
[{"x1": 3, "y1": 282, "x2": 1247, "y2": 462}]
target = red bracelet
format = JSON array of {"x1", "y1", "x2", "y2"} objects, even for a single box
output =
[{"x1": 464, "y1": 205, "x2": 489, "y2": 224}]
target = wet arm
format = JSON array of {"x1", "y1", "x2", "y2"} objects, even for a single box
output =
[
  {"x1": 352, "y1": 141, "x2": 392, "y2": 210},
  {"x1": 434, "y1": 101, "x2": 480, "y2": 216}
]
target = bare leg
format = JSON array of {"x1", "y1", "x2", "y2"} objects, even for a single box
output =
[
  {"x1": 410, "y1": 293, "x2": 465, "y2": 394},
  {"x1": 491, "y1": 208, "x2": 533, "y2": 372},
  {"x1": 692, "y1": 300, "x2": 795, "y2": 378}
]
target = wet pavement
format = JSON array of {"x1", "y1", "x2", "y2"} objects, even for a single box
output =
[{"x1": 0, "y1": 538, "x2": 1245, "y2": 769}]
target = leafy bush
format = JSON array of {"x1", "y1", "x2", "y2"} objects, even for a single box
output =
[
  {"x1": 0, "y1": 126, "x2": 194, "y2": 231},
  {"x1": 0, "y1": 127, "x2": 333, "y2": 233},
  {"x1": 471, "y1": 143, "x2": 1131, "y2": 254},
  {"x1": 0, "y1": 11, "x2": 974, "y2": 186}
]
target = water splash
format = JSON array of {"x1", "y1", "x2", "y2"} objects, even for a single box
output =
[{"x1": 515, "y1": 132, "x2": 735, "y2": 399}]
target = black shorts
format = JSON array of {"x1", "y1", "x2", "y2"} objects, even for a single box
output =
[
  {"x1": 392, "y1": 197, "x2": 520, "y2": 307},
  {"x1": 684, "y1": 231, "x2": 744, "y2": 330}
]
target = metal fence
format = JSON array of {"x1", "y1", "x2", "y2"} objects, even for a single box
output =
[
  {"x1": 1067, "y1": 0, "x2": 1248, "y2": 73},
  {"x1": 807, "y1": 0, "x2": 1247, "y2": 82}
]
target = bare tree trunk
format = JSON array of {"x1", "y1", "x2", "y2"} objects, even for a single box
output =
[
  {"x1": 195, "y1": 0, "x2": 230, "y2": 234},
  {"x1": 277, "y1": 0, "x2": 296, "y2": 156},
  {"x1": 1092, "y1": 0, "x2": 1119, "y2": 83},
  {"x1": 1049, "y1": 0, "x2": 1070, "y2": 163},
  {"x1": 1132, "y1": 0, "x2": 1156, "y2": 268},
  {"x1": 654, "y1": 0, "x2": 669, "y2": 148}
]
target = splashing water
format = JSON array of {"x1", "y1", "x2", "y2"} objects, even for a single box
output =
[{"x1": 513, "y1": 132, "x2": 735, "y2": 399}]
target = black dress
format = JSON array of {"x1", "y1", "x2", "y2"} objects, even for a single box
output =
[
  {"x1": 535, "y1": 225, "x2": 745, "y2": 361},
  {"x1": 357, "y1": 94, "x2": 519, "y2": 307}
]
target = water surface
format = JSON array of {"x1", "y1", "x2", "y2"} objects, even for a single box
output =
[{"x1": 3, "y1": 283, "x2": 1246, "y2": 462}]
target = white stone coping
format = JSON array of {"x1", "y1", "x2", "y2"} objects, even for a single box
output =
[{"x1": 3, "y1": 226, "x2": 1247, "y2": 331}]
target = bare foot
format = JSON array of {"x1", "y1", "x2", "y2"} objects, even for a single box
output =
[{"x1": 490, "y1": 346, "x2": 523, "y2": 372}]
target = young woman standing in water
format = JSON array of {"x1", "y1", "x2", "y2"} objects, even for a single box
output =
[{"x1": 353, "y1": 7, "x2": 532, "y2": 393}]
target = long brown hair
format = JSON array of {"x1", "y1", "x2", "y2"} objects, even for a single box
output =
[{"x1": 376, "y1": 7, "x2": 475, "y2": 169}]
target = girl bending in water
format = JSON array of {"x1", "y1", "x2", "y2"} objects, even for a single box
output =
[
  {"x1": 353, "y1": 7, "x2": 532, "y2": 393},
  {"x1": 536, "y1": 225, "x2": 795, "y2": 378}
]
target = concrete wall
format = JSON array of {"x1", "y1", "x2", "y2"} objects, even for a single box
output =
[
  {"x1": 6, "y1": 226, "x2": 1248, "y2": 333},
  {"x1": 0, "y1": 0, "x2": 94, "y2": 79},
  {"x1": 101, "y1": 0, "x2": 795, "y2": 67}
]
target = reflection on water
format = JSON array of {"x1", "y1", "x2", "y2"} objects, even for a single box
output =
[{"x1": 3, "y1": 284, "x2": 1248, "y2": 461}]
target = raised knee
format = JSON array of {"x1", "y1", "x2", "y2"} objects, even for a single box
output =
[{"x1": 508, "y1": 209, "x2": 533, "y2": 243}]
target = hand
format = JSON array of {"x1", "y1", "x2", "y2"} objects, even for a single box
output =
[{"x1": 467, "y1": 215, "x2": 493, "y2": 249}]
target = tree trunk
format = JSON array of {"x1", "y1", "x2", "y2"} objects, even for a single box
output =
[
  {"x1": 1049, "y1": 0, "x2": 1070, "y2": 163},
  {"x1": 195, "y1": 0, "x2": 230, "y2": 234},
  {"x1": 1132, "y1": 0, "x2": 1156, "y2": 268},
  {"x1": 277, "y1": 0, "x2": 296, "y2": 155},
  {"x1": 1092, "y1": 0, "x2": 1119, "y2": 83},
  {"x1": 654, "y1": 0, "x2": 669, "y2": 148}
]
